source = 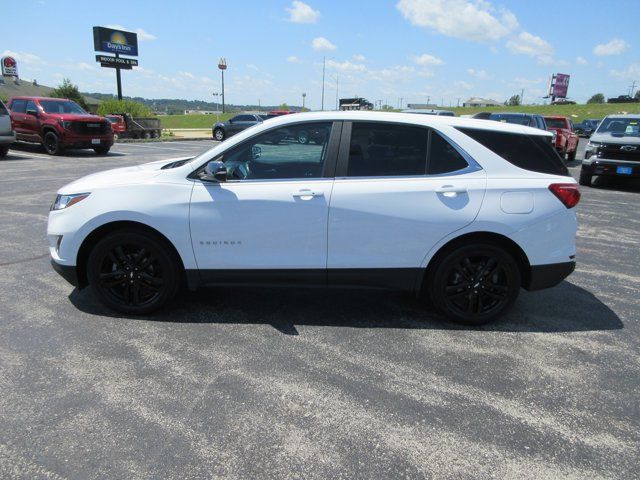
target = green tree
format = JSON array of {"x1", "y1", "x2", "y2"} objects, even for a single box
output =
[
  {"x1": 0, "y1": 92, "x2": 7, "y2": 104},
  {"x1": 50, "y1": 78, "x2": 89, "y2": 111},
  {"x1": 278, "y1": 103, "x2": 290, "y2": 110},
  {"x1": 506, "y1": 94, "x2": 521, "y2": 106},
  {"x1": 587, "y1": 93, "x2": 605, "y2": 104},
  {"x1": 97, "y1": 99, "x2": 152, "y2": 117}
]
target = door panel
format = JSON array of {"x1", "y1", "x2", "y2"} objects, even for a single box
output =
[
  {"x1": 327, "y1": 173, "x2": 486, "y2": 269},
  {"x1": 190, "y1": 179, "x2": 332, "y2": 270}
]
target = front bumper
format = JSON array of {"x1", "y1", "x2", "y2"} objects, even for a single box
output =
[
  {"x1": 59, "y1": 131, "x2": 114, "y2": 149},
  {"x1": 51, "y1": 259, "x2": 79, "y2": 287},
  {"x1": 526, "y1": 261, "x2": 575, "y2": 291},
  {"x1": 581, "y1": 160, "x2": 640, "y2": 178}
]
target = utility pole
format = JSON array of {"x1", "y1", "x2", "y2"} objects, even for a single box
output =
[
  {"x1": 302, "y1": 92, "x2": 306, "y2": 110},
  {"x1": 321, "y1": 56, "x2": 326, "y2": 111},
  {"x1": 457, "y1": 97, "x2": 460, "y2": 107},
  {"x1": 218, "y1": 57, "x2": 227, "y2": 113},
  {"x1": 629, "y1": 80, "x2": 637, "y2": 97},
  {"x1": 521, "y1": 88, "x2": 525, "y2": 105}
]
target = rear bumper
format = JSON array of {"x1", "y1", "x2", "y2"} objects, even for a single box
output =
[
  {"x1": 526, "y1": 261, "x2": 575, "y2": 291},
  {"x1": 581, "y1": 160, "x2": 640, "y2": 178},
  {"x1": 51, "y1": 259, "x2": 79, "y2": 287},
  {"x1": 0, "y1": 132, "x2": 16, "y2": 145}
]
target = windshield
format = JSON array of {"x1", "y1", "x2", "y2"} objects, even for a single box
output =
[
  {"x1": 489, "y1": 114, "x2": 533, "y2": 126},
  {"x1": 545, "y1": 118, "x2": 566, "y2": 129},
  {"x1": 596, "y1": 118, "x2": 640, "y2": 137},
  {"x1": 39, "y1": 100, "x2": 87, "y2": 114}
]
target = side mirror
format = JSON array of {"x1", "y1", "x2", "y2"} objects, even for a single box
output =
[
  {"x1": 26, "y1": 109, "x2": 38, "y2": 117},
  {"x1": 202, "y1": 160, "x2": 227, "y2": 182}
]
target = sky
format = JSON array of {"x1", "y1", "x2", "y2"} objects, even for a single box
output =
[{"x1": 3, "y1": 0, "x2": 640, "y2": 109}]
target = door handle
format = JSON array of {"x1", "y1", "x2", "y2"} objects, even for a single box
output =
[
  {"x1": 293, "y1": 189, "x2": 323, "y2": 199},
  {"x1": 436, "y1": 185, "x2": 467, "y2": 197}
]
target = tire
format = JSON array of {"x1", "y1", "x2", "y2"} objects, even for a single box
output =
[
  {"x1": 93, "y1": 146, "x2": 110, "y2": 155},
  {"x1": 578, "y1": 169, "x2": 592, "y2": 186},
  {"x1": 87, "y1": 230, "x2": 182, "y2": 315},
  {"x1": 428, "y1": 243, "x2": 521, "y2": 325},
  {"x1": 143, "y1": 131, "x2": 151, "y2": 140},
  {"x1": 0, "y1": 145, "x2": 8, "y2": 158},
  {"x1": 113, "y1": 133, "x2": 119, "y2": 141},
  {"x1": 214, "y1": 128, "x2": 225, "y2": 141},
  {"x1": 297, "y1": 130, "x2": 310, "y2": 144},
  {"x1": 558, "y1": 146, "x2": 567, "y2": 160},
  {"x1": 43, "y1": 131, "x2": 64, "y2": 155},
  {"x1": 567, "y1": 147, "x2": 577, "y2": 161}
]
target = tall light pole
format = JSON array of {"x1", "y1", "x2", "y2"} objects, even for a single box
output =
[
  {"x1": 218, "y1": 57, "x2": 227, "y2": 113},
  {"x1": 321, "y1": 56, "x2": 326, "y2": 111},
  {"x1": 302, "y1": 92, "x2": 306, "y2": 110},
  {"x1": 212, "y1": 92, "x2": 219, "y2": 122},
  {"x1": 328, "y1": 73, "x2": 339, "y2": 110}
]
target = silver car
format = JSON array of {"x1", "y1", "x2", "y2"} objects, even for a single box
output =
[
  {"x1": 580, "y1": 114, "x2": 640, "y2": 186},
  {"x1": 0, "y1": 100, "x2": 15, "y2": 158}
]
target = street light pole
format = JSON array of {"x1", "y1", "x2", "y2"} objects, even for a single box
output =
[
  {"x1": 302, "y1": 92, "x2": 306, "y2": 110},
  {"x1": 212, "y1": 92, "x2": 219, "y2": 123},
  {"x1": 321, "y1": 56, "x2": 325, "y2": 111},
  {"x1": 218, "y1": 57, "x2": 227, "y2": 114}
]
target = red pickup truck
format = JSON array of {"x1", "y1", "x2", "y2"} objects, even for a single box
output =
[
  {"x1": 544, "y1": 116, "x2": 579, "y2": 161},
  {"x1": 7, "y1": 96, "x2": 114, "y2": 155}
]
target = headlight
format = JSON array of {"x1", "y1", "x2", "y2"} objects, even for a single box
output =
[
  {"x1": 58, "y1": 120, "x2": 73, "y2": 129},
  {"x1": 586, "y1": 141, "x2": 601, "y2": 149},
  {"x1": 51, "y1": 193, "x2": 90, "y2": 211}
]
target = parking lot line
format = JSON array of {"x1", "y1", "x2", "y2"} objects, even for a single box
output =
[{"x1": 113, "y1": 143, "x2": 192, "y2": 152}]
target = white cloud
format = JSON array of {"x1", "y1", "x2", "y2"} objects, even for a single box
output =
[
  {"x1": 326, "y1": 59, "x2": 366, "y2": 72},
  {"x1": 312, "y1": 37, "x2": 337, "y2": 51},
  {"x1": 396, "y1": 0, "x2": 518, "y2": 42},
  {"x1": 593, "y1": 38, "x2": 629, "y2": 56},
  {"x1": 454, "y1": 80, "x2": 473, "y2": 90},
  {"x1": 287, "y1": 56, "x2": 302, "y2": 64},
  {"x1": 105, "y1": 25, "x2": 157, "y2": 41},
  {"x1": 353, "y1": 54, "x2": 366, "y2": 62},
  {"x1": 576, "y1": 56, "x2": 588, "y2": 65},
  {"x1": 179, "y1": 71, "x2": 195, "y2": 79},
  {"x1": 610, "y1": 64, "x2": 640, "y2": 80},
  {"x1": 1, "y1": 50, "x2": 46, "y2": 65},
  {"x1": 467, "y1": 68, "x2": 489, "y2": 79},
  {"x1": 286, "y1": 1, "x2": 320, "y2": 23},
  {"x1": 411, "y1": 53, "x2": 444, "y2": 66},
  {"x1": 506, "y1": 31, "x2": 554, "y2": 63},
  {"x1": 246, "y1": 64, "x2": 259, "y2": 71}
]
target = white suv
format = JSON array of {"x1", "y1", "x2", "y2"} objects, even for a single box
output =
[{"x1": 48, "y1": 112, "x2": 579, "y2": 324}]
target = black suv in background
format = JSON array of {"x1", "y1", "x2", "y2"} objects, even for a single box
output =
[
  {"x1": 212, "y1": 114, "x2": 264, "y2": 141},
  {"x1": 574, "y1": 119, "x2": 600, "y2": 137},
  {"x1": 484, "y1": 112, "x2": 548, "y2": 131}
]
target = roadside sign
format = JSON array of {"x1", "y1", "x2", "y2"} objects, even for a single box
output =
[
  {"x1": 1, "y1": 56, "x2": 18, "y2": 76},
  {"x1": 96, "y1": 55, "x2": 138, "y2": 69},
  {"x1": 93, "y1": 26, "x2": 138, "y2": 56}
]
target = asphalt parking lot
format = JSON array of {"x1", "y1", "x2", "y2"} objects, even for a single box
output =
[{"x1": 1, "y1": 138, "x2": 638, "y2": 479}]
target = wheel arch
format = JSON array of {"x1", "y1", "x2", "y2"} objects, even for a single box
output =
[
  {"x1": 417, "y1": 231, "x2": 532, "y2": 293},
  {"x1": 75, "y1": 220, "x2": 187, "y2": 288}
]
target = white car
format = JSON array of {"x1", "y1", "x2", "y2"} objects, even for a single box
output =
[{"x1": 48, "y1": 112, "x2": 579, "y2": 324}]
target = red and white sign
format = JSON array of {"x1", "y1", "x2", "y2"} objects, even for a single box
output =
[
  {"x1": 549, "y1": 73, "x2": 570, "y2": 98},
  {"x1": 1, "y1": 56, "x2": 18, "y2": 76}
]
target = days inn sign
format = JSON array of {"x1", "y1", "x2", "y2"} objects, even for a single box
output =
[{"x1": 93, "y1": 26, "x2": 138, "y2": 56}]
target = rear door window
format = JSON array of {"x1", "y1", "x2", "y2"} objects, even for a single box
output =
[
  {"x1": 10, "y1": 99, "x2": 27, "y2": 113},
  {"x1": 0, "y1": 102, "x2": 8, "y2": 116},
  {"x1": 457, "y1": 127, "x2": 568, "y2": 176},
  {"x1": 428, "y1": 131, "x2": 469, "y2": 174},
  {"x1": 346, "y1": 122, "x2": 428, "y2": 177}
]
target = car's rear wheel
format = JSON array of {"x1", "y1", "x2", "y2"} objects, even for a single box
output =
[
  {"x1": 0, "y1": 145, "x2": 8, "y2": 158},
  {"x1": 214, "y1": 128, "x2": 225, "y2": 141},
  {"x1": 567, "y1": 147, "x2": 577, "y2": 161},
  {"x1": 87, "y1": 230, "x2": 181, "y2": 315},
  {"x1": 428, "y1": 243, "x2": 521, "y2": 325},
  {"x1": 579, "y1": 169, "x2": 592, "y2": 186},
  {"x1": 93, "y1": 146, "x2": 110, "y2": 155},
  {"x1": 297, "y1": 130, "x2": 310, "y2": 144},
  {"x1": 43, "y1": 131, "x2": 64, "y2": 155}
]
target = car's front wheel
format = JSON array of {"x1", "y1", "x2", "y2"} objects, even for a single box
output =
[
  {"x1": 43, "y1": 131, "x2": 64, "y2": 155},
  {"x1": 578, "y1": 168, "x2": 592, "y2": 186},
  {"x1": 87, "y1": 230, "x2": 181, "y2": 315},
  {"x1": 214, "y1": 128, "x2": 225, "y2": 141},
  {"x1": 428, "y1": 243, "x2": 521, "y2": 325}
]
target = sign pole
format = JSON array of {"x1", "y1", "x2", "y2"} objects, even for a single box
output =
[
  {"x1": 115, "y1": 52, "x2": 123, "y2": 100},
  {"x1": 221, "y1": 69, "x2": 225, "y2": 114}
]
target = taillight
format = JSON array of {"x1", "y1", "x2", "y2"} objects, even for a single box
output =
[{"x1": 549, "y1": 183, "x2": 580, "y2": 209}]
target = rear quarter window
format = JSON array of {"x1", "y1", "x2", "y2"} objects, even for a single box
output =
[{"x1": 457, "y1": 127, "x2": 569, "y2": 176}]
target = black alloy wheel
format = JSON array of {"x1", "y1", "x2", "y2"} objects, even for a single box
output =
[
  {"x1": 430, "y1": 244, "x2": 520, "y2": 325},
  {"x1": 87, "y1": 231, "x2": 180, "y2": 314},
  {"x1": 0, "y1": 145, "x2": 8, "y2": 158},
  {"x1": 43, "y1": 131, "x2": 63, "y2": 155}
]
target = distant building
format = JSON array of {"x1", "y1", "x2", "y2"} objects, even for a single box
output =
[
  {"x1": 184, "y1": 110, "x2": 219, "y2": 115},
  {"x1": 463, "y1": 97, "x2": 502, "y2": 108},
  {"x1": 406, "y1": 103, "x2": 438, "y2": 109},
  {"x1": 339, "y1": 97, "x2": 373, "y2": 111}
]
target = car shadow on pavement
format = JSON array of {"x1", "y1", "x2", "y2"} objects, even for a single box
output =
[
  {"x1": 589, "y1": 176, "x2": 640, "y2": 192},
  {"x1": 9, "y1": 143, "x2": 127, "y2": 158},
  {"x1": 69, "y1": 280, "x2": 622, "y2": 335}
]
